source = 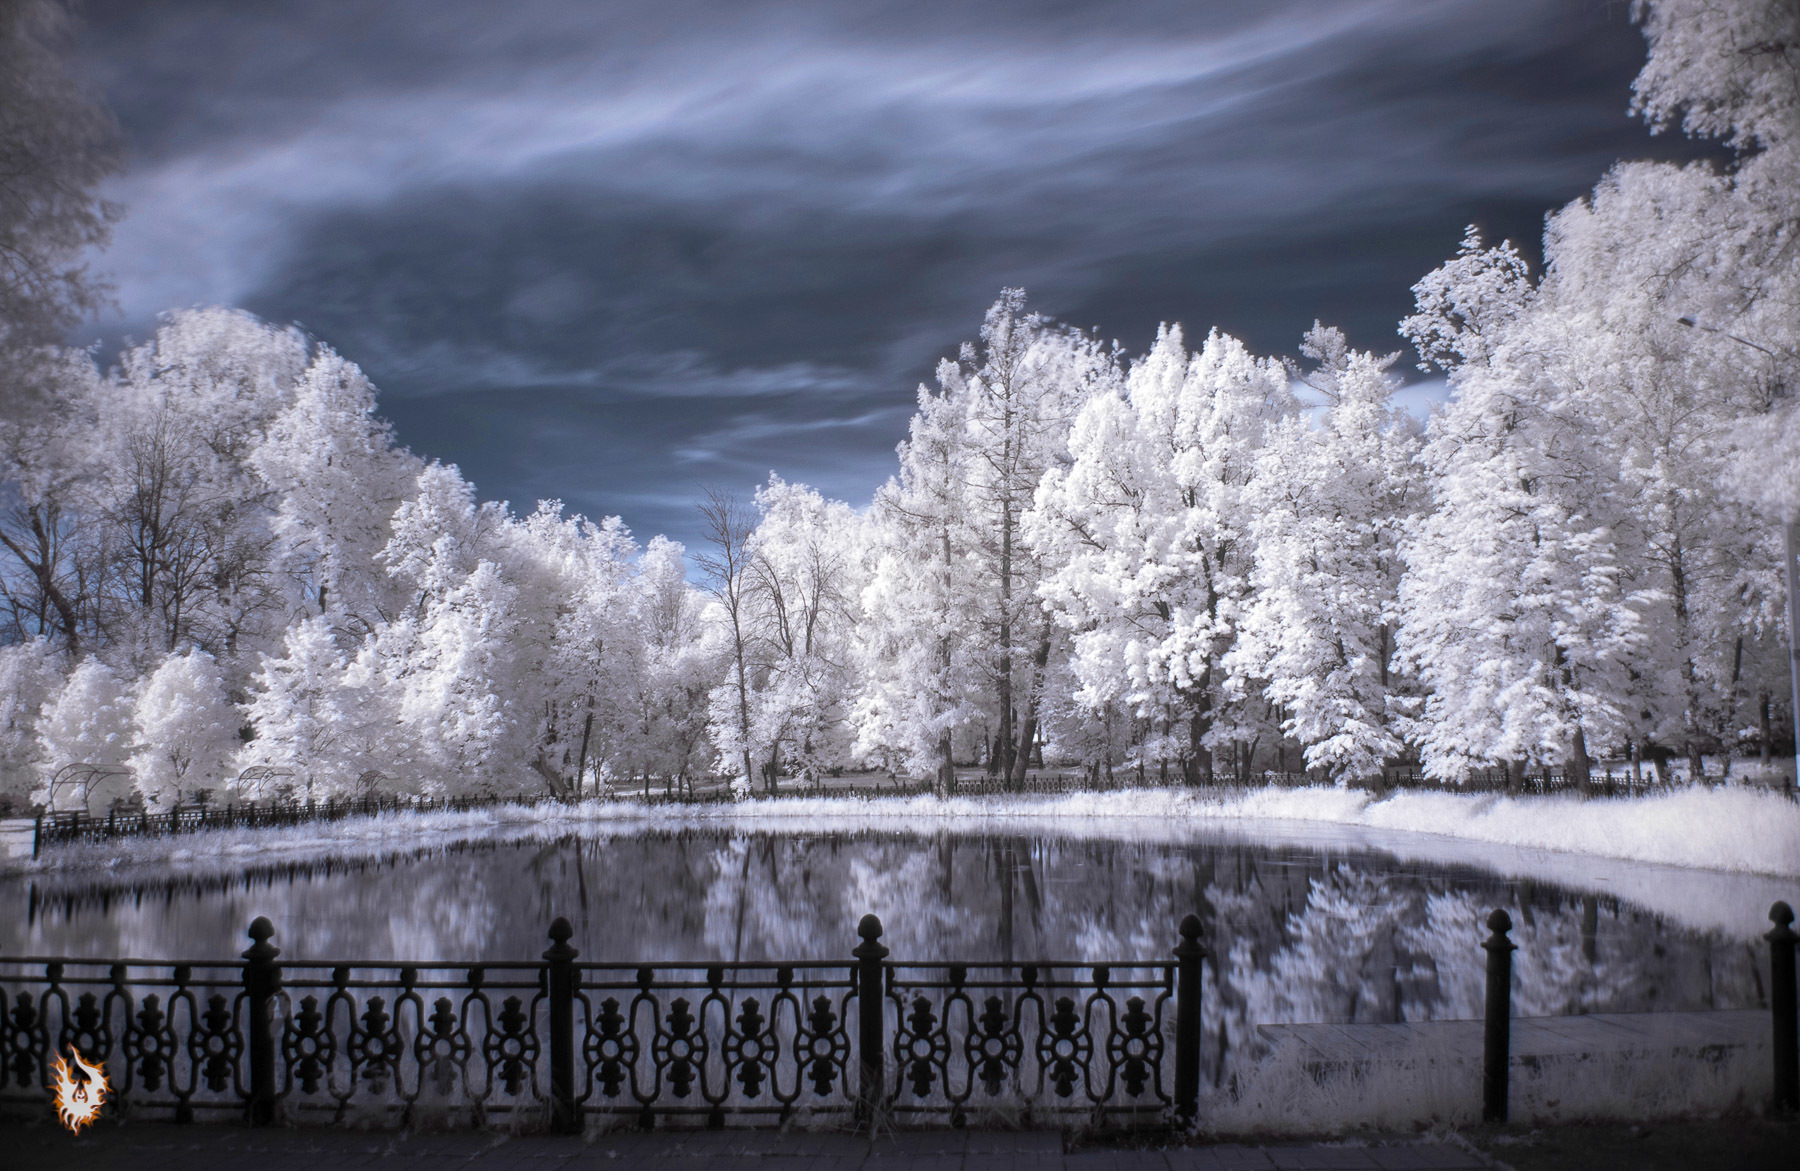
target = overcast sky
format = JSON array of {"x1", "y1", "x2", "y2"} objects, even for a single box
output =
[{"x1": 72, "y1": 0, "x2": 1714, "y2": 552}]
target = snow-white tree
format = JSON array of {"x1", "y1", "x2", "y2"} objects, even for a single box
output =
[
  {"x1": 622, "y1": 536, "x2": 720, "y2": 794},
  {"x1": 399, "y1": 559, "x2": 519, "y2": 792},
  {"x1": 379, "y1": 461, "x2": 504, "y2": 604},
  {"x1": 34, "y1": 656, "x2": 132, "y2": 810},
  {"x1": 856, "y1": 291, "x2": 1111, "y2": 788},
  {"x1": 947, "y1": 291, "x2": 1112, "y2": 784},
  {"x1": 1396, "y1": 231, "x2": 1651, "y2": 783},
  {"x1": 1630, "y1": 0, "x2": 1800, "y2": 165},
  {"x1": 1391, "y1": 0, "x2": 1799, "y2": 781},
  {"x1": 0, "y1": 638, "x2": 61, "y2": 805},
  {"x1": 1398, "y1": 227, "x2": 1534, "y2": 374},
  {"x1": 250, "y1": 345, "x2": 423, "y2": 629},
  {"x1": 1228, "y1": 325, "x2": 1423, "y2": 782},
  {"x1": 854, "y1": 363, "x2": 979, "y2": 790},
  {"x1": 1573, "y1": 0, "x2": 1799, "y2": 772},
  {"x1": 744, "y1": 476, "x2": 862, "y2": 785},
  {"x1": 326, "y1": 460, "x2": 514, "y2": 794},
  {"x1": 698, "y1": 488, "x2": 763, "y2": 792},
  {"x1": 1537, "y1": 179, "x2": 1783, "y2": 777},
  {"x1": 237, "y1": 615, "x2": 361, "y2": 797},
  {"x1": 88, "y1": 308, "x2": 310, "y2": 667},
  {"x1": 130, "y1": 648, "x2": 237, "y2": 806},
  {"x1": 1029, "y1": 325, "x2": 1297, "y2": 781},
  {"x1": 505, "y1": 501, "x2": 640, "y2": 793}
]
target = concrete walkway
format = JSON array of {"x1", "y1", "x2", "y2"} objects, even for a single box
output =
[
  {"x1": 1259, "y1": 1009, "x2": 1768, "y2": 1066},
  {"x1": 3, "y1": 1124, "x2": 1499, "y2": 1170}
]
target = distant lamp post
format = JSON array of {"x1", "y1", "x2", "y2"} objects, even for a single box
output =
[{"x1": 1677, "y1": 315, "x2": 1800, "y2": 792}]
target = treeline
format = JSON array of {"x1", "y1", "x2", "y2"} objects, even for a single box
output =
[{"x1": 1, "y1": 0, "x2": 1796, "y2": 809}]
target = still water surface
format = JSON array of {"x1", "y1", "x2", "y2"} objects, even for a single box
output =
[{"x1": 0, "y1": 827, "x2": 1772, "y2": 1031}]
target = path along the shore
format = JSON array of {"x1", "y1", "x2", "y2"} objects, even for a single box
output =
[
  {"x1": 5, "y1": 1120, "x2": 1798, "y2": 1171},
  {"x1": 3, "y1": 1122, "x2": 1497, "y2": 1171}
]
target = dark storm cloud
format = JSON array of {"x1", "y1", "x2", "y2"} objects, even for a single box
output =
[{"x1": 74, "y1": 0, "x2": 1719, "y2": 551}]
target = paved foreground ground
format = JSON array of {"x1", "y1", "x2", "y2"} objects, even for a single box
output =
[
  {"x1": 2, "y1": 1122, "x2": 1495, "y2": 1170},
  {"x1": 4, "y1": 1119, "x2": 1796, "y2": 1170}
]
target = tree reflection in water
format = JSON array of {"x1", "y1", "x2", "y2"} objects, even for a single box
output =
[{"x1": 4, "y1": 829, "x2": 1768, "y2": 1069}]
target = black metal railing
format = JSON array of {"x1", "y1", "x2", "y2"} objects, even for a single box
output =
[
  {"x1": 1379, "y1": 766, "x2": 1670, "y2": 798},
  {"x1": 6, "y1": 904, "x2": 1797, "y2": 1129},
  {"x1": 0, "y1": 913, "x2": 1210, "y2": 1130}
]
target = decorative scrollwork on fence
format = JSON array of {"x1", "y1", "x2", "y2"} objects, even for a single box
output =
[
  {"x1": 0, "y1": 914, "x2": 1202, "y2": 1128},
  {"x1": 795, "y1": 991, "x2": 850, "y2": 1097},
  {"x1": 879, "y1": 959, "x2": 1173, "y2": 1120},
  {"x1": 282, "y1": 993, "x2": 334, "y2": 1095}
]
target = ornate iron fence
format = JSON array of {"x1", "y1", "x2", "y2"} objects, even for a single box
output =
[{"x1": 0, "y1": 913, "x2": 1209, "y2": 1130}]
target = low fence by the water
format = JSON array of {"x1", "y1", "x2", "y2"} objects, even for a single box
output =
[
  {"x1": 29, "y1": 793, "x2": 558, "y2": 858},
  {"x1": 953, "y1": 765, "x2": 1677, "y2": 798},
  {"x1": 2, "y1": 905, "x2": 1794, "y2": 1131},
  {"x1": 1378, "y1": 766, "x2": 1668, "y2": 799},
  {"x1": 25, "y1": 759, "x2": 1765, "y2": 857},
  {"x1": 28, "y1": 777, "x2": 946, "y2": 856},
  {"x1": 0, "y1": 914, "x2": 1207, "y2": 1130}
]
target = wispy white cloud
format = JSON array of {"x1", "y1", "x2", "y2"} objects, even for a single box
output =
[
  {"x1": 90, "y1": 0, "x2": 1583, "y2": 323},
  {"x1": 73, "y1": 0, "x2": 1674, "y2": 550}
]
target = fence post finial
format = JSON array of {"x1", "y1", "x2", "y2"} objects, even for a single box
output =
[
  {"x1": 242, "y1": 917, "x2": 281, "y2": 1126},
  {"x1": 1768, "y1": 901, "x2": 1798, "y2": 1114},
  {"x1": 1482, "y1": 908, "x2": 1515, "y2": 1124},
  {"x1": 853, "y1": 913, "x2": 889, "y2": 1125},
  {"x1": 1173, "y1": 913, "x2": 1208, "y2": 1126},
  {"x1": 544, "y1": 916, "x2": 580, "y2": 1133}
]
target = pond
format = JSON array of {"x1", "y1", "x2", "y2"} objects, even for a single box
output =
[{"x1": 1, "y1": 822, "x2": 1778, "y2": 1037}]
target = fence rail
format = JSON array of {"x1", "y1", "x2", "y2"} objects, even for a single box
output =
[
  {"x1": 3, "y1": 905, "x2": 1795, "y2": 1130},
  {"x1": 30, "y1": 793, "x2": 560, "y2": 858},
  {"x1": 1378, "y1": 766, "x2": 1669, "y2": 799},
  {"x1": 0, "y1": 914, "x2": 1207, "y2": 1130},
  {"x1": 953, "y1": 765, "x2": 1681, "y2": 799}
]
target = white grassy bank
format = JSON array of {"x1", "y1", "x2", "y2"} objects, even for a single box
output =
[
  {"x1": 567, "y1": 784, "x2": 1800, "y2": 877},
  {"x1": 15, "y1": 783, "x2": 1800, "y2": 874}
]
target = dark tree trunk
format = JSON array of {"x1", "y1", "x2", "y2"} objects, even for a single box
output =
[
  {"x1": 1007, "y1": 616, "x2": 1054, "y2": 789},
  {"x1": 1184, "y1": 708, "x2": 1212, "y2": 786},
  {"x1": 573, "y1": 707, "x2": 595, "y2": 799},
  {"x1": 1571, "y1": 725, "x2": 1592, "y2": 797}
]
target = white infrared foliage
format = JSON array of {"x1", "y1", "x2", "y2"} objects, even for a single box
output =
[
  {"x1": 0, "y1": 0, "x2": 1793, "y2": 813},
  {"x1": 129, "y1": 648, "x2": 237, "y2": 807}
]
